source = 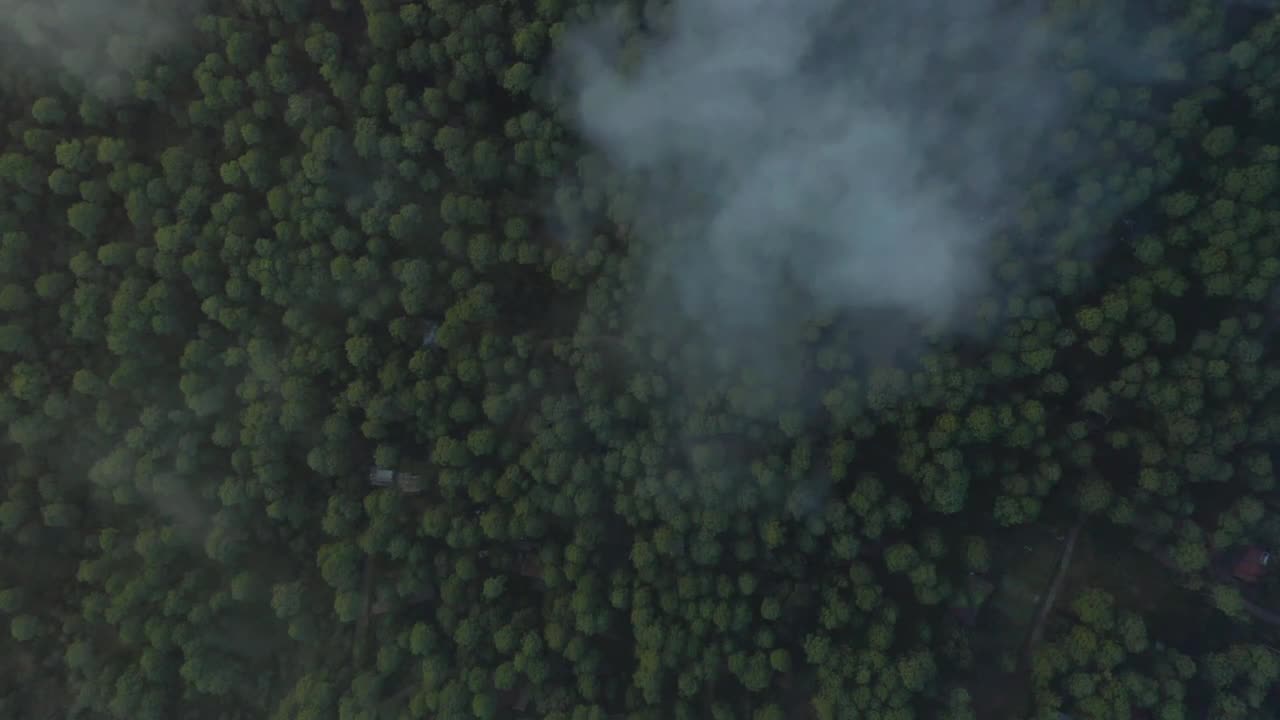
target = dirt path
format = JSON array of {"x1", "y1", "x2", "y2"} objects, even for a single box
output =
[
  {"x1": 1242, "y1": 596, "x2": 1280, "y2": 626},
  {"x1": 1023, "y1": 521, "x2": 1084, "y2": 661},
  {"x1": 1208, "y1": 563, "x2": 1280, "y2": 626},
  {"x1": 996, "y1": 521, "x2": 1084, "y2": 718}
]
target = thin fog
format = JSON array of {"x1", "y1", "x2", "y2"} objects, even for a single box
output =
[
  {"x1": 0, "y1": 0, "x2": 201, "y2": 99},
  {"x1": 555, "y1": 0, "x2": 1141, "y2": 376}
]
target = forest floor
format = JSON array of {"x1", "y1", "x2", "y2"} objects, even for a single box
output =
[
  {"x1": 1075, "y1": 527, "x2": 1207, "y2": 649},
  {"x1": 967, "y1": 523, "x2": 1067, "y2": 717},
  {"x1": 970, "y1": 520, "x2": 1208, "y2": 718},
  {"x1": 1023, "y1": 522, "x2": 1083, "y2": 656}
]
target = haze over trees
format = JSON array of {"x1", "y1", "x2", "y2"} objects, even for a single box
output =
[{"x1": 2, "y1": 0, "x2": 1280, "y2": 718}]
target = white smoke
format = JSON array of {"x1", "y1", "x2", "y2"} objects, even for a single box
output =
[
  {"x1": 554, "y1": 0, "x2": 1110, "y2": 363},
  {"x1": 0, "y1": 0, "x2": 205, "y2": 99}
]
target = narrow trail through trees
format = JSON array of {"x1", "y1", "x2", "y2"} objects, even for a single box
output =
[{"x1": 1024, "y1": 522, "x2": 1084, "y2": 658}]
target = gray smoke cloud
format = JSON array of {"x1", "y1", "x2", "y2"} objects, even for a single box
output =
[
  {"x1": 0, "y1": 0, "x2": 203, "y2": 99},
  {"x1": 553, "y1": 0, "x2": 1137, "y2": 373}
]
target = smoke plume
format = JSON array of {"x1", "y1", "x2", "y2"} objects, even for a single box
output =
[
  {"x1": 0, "y1": 0, "x2": 203, "y2": 99},
  {"x1": 554, "y1": 0, "x2": 1114, "y2": 371}
]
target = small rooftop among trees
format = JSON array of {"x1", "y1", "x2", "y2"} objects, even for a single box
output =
[
  {"x1": 1232, "y1": 545, "x2": 1272, "y2": 583},
  {"x1": 366, "y1": 466, "x2": 425, "y2": 494}
]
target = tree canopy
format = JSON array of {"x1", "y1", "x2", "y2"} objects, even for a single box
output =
[{"x1": 2, "y1": 0, "x2": 1280, "y2": 718}]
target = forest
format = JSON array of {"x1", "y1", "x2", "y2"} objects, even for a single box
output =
[{"x1": 2, "y1": 0, "x2": 1280, "y2": 718}]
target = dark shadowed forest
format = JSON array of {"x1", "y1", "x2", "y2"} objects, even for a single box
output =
[{"x1": 3, "y1": 0, "x2": 1280, "y2": 718}]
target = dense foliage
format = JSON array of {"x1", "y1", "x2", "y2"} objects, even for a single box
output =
[{"x1": 3, "y1": 0, "x2": 1280, "y2": 718}]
